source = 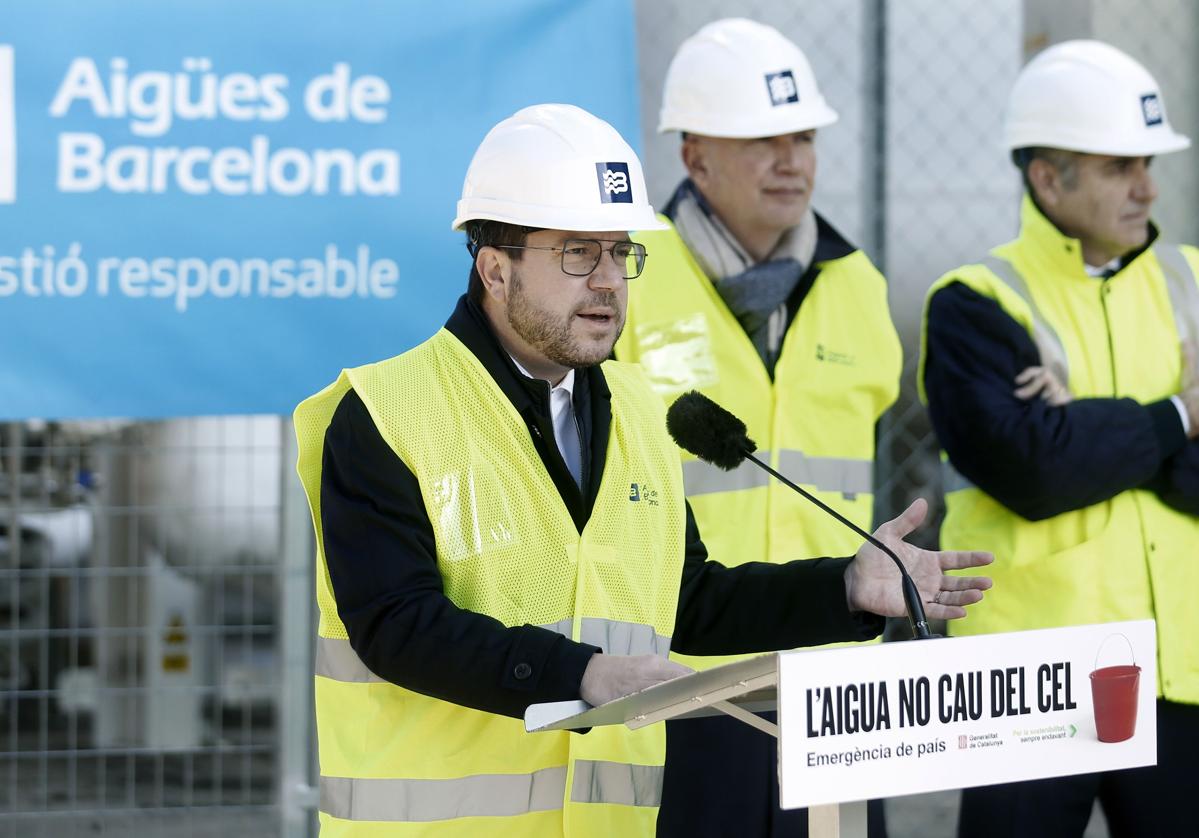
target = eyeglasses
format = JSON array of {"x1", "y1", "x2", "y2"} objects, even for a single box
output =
[{"x1": 495, "y1": 238, "x2": 648, "y2": 279}]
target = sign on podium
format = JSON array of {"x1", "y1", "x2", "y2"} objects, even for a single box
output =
[{"x1": 526, "y1": 620, "x2": 1156, "y2": 837}]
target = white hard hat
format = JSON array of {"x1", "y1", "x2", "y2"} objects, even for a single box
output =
[
  {"x1": 658, "y1": 18, "x2": 838, "y2": 138},
  {"x1": 452, "y1": 104, "x2": 667, "y2": 232},
  {"x1": 1005, "y1": 39, "x2": 1190, "y2": 157}
]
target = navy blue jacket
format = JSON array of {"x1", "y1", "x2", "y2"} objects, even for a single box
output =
[{"x1": 924, "y1": 270, "x2": 1199, "y2": 520}]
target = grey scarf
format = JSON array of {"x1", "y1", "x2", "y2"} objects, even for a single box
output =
[{"x1": 669, "y1": 181, "x2": 817, "y2": 373}]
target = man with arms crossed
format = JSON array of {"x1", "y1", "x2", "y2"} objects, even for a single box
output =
[{"x1": 920, "y1": 41, "x2": 1199, "y2": 838}]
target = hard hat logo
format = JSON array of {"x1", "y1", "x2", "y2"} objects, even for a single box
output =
[
  {"x1": 602, "y1": 169, "x2": 629, "y2": 195},
  {"x1": 1141, "y1": 94, "x2": 1163, "y2": 127},
  {"x1": 765, "y1": 70, "x2": 800, "y2": 107},
  {"x1": 596, "y1": 162, "x2": 633, "y2": 204}
]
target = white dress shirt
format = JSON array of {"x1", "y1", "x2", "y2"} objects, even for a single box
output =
[{"x1": 509, "y1": 357, "x2": 583, "y2": 487}]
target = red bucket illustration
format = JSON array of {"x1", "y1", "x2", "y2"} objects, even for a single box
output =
[{"x1": 1090, "y1": 634, "x2": 1140, "y2": 743}]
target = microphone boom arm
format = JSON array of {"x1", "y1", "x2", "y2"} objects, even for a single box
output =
[{"x1": 743, "y1": 450, "x2": 935, "y2": 640}]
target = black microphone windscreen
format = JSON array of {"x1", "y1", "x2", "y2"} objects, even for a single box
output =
[{"x1": 666, "y1": 391, "x2": 756, "y2": 471}]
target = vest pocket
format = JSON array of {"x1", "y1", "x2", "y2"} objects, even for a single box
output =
[
  {"x1": 426, "y1": 462, "x2": 519, "y2": 562},
  {"x1": 633, "y1": 313, "x2": 719, "y2": 394}
]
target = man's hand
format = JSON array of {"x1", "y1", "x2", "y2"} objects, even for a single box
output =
[
  {"x1": 1014, "y1": 365, "x2": 1072, "y2": 406},
  {"x1": 579, "y1": 654, "x2": 692, "y2": 707},
  {"x1": 844, "y1": 498, "x2": 993, "y2": 620},
  {"x1": 1176, "y1": 341, "x2": 1199, "y2": 439}
]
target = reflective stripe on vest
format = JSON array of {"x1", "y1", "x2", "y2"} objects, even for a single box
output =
[
  {"x1": 941, "y1": 254, "x2": 1075, "y2": 497},
  {"x1": 320, "y1": 767, "x2": 568, "y2": 822},
  {"x1": 777, "y1": 449, "x2": 873, "y2": 497},
  {"x1": 315, "y1": 617, "x2": 672, "y2": 684},
  {"x1": 579, "y1": 617, "x2": 671, "y2": 658},
  {"x1": 570, "y1": 761, "x2": 664, "y2": 807},
  {"x1": 682, "y1": 449, "x2": 872, "y2": 497},
  {"x1": 681, "y1": 455, "x2": 772, "y2": 496},
  {"x1": 536, "y1": 618, "x2": 672, "y2": 657},
  {"x1": 315, "y1": 636, "x2": 383, "y2": 683},
  {"x1": 319, "y1": 761, "x2": 664, "y2": 822},
  {"x1": 1154, "y1": 243, "x2": 1199, "y2": 347},
  {"x1": 980, "y1": 255, "x2": 1070, "y2": 385}
]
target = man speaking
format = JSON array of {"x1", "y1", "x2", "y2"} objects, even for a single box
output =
[{"x1": 295, "y1": 103, "x2": 991, "y2": 837}]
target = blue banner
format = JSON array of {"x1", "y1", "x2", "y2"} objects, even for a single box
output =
[{"x1": 0, "y1": 0, "x2": 643, "y2": 418}]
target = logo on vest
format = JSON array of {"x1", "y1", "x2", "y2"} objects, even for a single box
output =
[
  {"x1": 1140, "y1": 93, "x2": 1163, "y2": 127},
  {"x1": 815, "y1": 343, "x2": 856, "y2": 366},
  {"x1": 765, "y1": 70, "x2": 799, "y2": 106},
  {"x1": 596, "y1": 161, "x2": 633, "y2": 204},
  {"x1": 629, "y1": 482, "x2": 659, "y2": 506},
  {"x1": 0, "y1": 45, "x2": 15, "y2": 204}
]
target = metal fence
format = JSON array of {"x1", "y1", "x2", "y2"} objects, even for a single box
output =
[
  {"x1": 0, "y1": 419, "x2": 314, "y2": 837},
  {"x1": 4, "y1": 1, "x2": 1198, "y2": 836}
]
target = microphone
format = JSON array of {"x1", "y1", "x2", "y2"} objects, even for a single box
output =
[{"x1": 666, "y1": 390, "x2": 936, "y2": 640}]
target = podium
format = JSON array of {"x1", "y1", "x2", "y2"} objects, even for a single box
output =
[{"x1": 526, "y1": 620, "x2": 1157, "y2": 838}]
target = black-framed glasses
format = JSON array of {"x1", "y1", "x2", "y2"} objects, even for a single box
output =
[{"x1": 496, "y1": 238, "x2": 647, "y2": 279}]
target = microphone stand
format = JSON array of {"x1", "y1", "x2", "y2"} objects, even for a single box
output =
[{"x1": 741, "y1": 448, "x2": 938, "y2": 640}]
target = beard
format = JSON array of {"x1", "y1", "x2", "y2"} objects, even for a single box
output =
[{"x1": 506, "y1": 269, "x2": 623, "y2": 370}]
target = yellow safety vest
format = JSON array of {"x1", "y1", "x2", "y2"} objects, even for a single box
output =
[
  {"x1": 920, "y1": 196, "x2": 1199, "y2": 704},
  {"x1": 294, "y1": 329, "x2": 687, "y2": 837},
  {"x1": 616, "y1": 219, "x2": 901, "y2": 668}
]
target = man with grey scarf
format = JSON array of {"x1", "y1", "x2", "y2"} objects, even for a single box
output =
[{"x1": 615, "y1": 18, "x2": 902, "y2": 838}]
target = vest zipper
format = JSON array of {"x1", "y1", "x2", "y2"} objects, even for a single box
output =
[
  {"x1": 528, "y1": 411, "x2": 585, "y2": 527},
  {"x1": 573, "y1": 411, "x2": 587, "y2": 492},
  {"x1": 1100, "y1": 280, "x2": 1118, "y2": 394}
]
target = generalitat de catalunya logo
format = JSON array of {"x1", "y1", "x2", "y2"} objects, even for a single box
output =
[{"x1": 0, "y1": 45, "x2": 15, "y2": 204}]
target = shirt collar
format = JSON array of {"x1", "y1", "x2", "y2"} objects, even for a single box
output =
[
  {"x1": 1083, "y1": 257, "x2": 1121, "y2": 278},
  {"x1": 508, "y1": 354, "x2": 576, "y2": 395}
]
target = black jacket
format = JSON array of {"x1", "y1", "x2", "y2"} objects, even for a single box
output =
[
  {"x1": 924, "y1": 264, "x2": 1199, "y2": 521},
  {"x1": 319, "y1": 296, "x2": 882, "y2": 720}
]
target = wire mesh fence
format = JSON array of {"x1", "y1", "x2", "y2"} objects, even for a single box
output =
[
  {"x1": 0, "y1": 419, "x2": 291, "y2": 837},
  {"x1": 4, "y1": 1, "x2": 1198, "y2": 836}
]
